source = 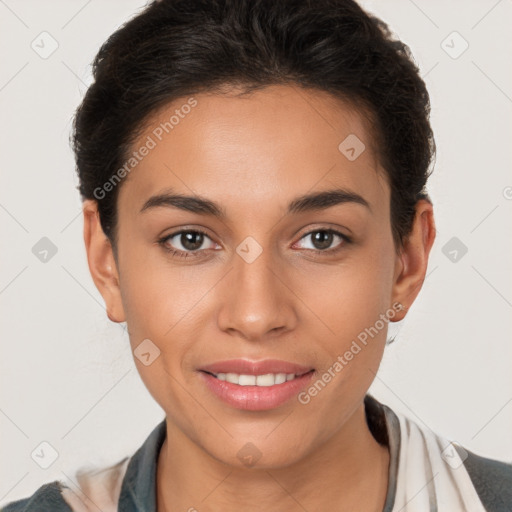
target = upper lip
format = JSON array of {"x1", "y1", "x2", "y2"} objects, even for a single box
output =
[{"x1": 199, "y1": 359, "x2": 314, "y2": 376}]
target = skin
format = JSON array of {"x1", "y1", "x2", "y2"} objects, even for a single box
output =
[{"x1": 83, "y1": 84, "x2": 436, "y2": 511}]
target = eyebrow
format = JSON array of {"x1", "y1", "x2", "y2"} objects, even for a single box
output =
[{"x1": 139, "y1": 187, "x2": 371, "y2": 218}]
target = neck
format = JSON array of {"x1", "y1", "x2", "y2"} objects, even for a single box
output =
[{"x1": 157, "y1": 400, "x2": 390, "y2": 512}]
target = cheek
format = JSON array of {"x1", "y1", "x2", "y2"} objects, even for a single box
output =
[
  {"x1": 118, "y1": 250, "x2": 216, "y2": 370},
  {"x1": 117, "y1": 260, "x2": 199, "y2": 413},
  {"x1": 117, "y1": 243, "x2": 191, "y2": 333},
  {"x1": 294, "y1": 249, "x2": 393, "y2": 342}
]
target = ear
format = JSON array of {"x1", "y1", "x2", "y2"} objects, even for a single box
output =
[
  {"x1": 390, "y1": 199, "x2": 436, "y2": 322},
  {"x1": 82, "y1": 199, "x2": 126, "y2": 323}
]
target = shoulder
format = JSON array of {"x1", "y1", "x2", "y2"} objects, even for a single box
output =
[
  {"x1": 367, "y1": 394, "x2": 512, "y2": 512},
  {"x1": 462, "y1": 447, "x2": 512, "y2": 512},
  {"x1": 1, "y1": 481, "x2": 73, "y2": 512},
  {"x1": 1, "y1": 456, "x2": 131, "y2": 512}
]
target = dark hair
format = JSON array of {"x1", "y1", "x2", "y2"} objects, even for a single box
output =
[{"x1": 72, "y1": 0, "x2": 435, "y2": 259}]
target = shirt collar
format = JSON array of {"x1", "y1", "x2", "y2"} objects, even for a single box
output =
[{"x1": 117, "y1": 418, "x2": 167, "y2": 512}]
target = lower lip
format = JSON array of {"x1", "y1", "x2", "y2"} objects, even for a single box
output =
[{"x1": 198, "y1": 370, "x2": 315, "y2": 411}]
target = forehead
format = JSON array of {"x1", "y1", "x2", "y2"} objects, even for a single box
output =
[{"x1": 118, "y1": 84, "x2": 388, "y2": 218}]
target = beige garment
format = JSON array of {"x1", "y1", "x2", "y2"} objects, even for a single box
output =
[
  {"x1": 388, "y1": 407, "x2": 487, "y2": 512},
  {"x1": 60, "y1": 457, "x2": 131, "y2": 512}
]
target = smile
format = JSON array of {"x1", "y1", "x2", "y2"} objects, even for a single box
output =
[
  {"x1": 204, "y1": 371, "x2": 310, "y2": 386},
  {"x1": 199, "y1": 368, "x2": 315, "y2": 411},
  {"x1": 207, "y1": 372, "x2": 308, "y2": 387}
]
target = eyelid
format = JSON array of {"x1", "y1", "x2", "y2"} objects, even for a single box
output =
[
  {"x1": 293, "y1": 228, "x2": 351, "y2": 251},
  {"x1": 158, "y1": 227, "x2": 218, "y2": 252}
]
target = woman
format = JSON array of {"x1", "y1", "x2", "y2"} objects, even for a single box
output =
[{"x1": 2, "y1": 0, "x2": 511, "y2": 510}]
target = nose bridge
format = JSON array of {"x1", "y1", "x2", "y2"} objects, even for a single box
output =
[{"x1": 217, "y1": 236, "x2": 294, "y2": 340}]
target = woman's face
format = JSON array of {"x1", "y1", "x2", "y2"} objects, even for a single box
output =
[{"x1": 85, "y1": 84, "x2": 431, "y2": 468}]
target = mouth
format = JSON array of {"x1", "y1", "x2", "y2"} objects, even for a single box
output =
[
  {"x1": 200, "y1": 369, "x2": 314, "y2": 386},
  {"x1": 197, "y1": 359, "x2": 316, "y2": 411}
]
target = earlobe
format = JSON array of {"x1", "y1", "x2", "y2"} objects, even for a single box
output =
[
  {"x1": 82, "y1": 199, "x2": 126, "y2": 323},
  {"x1": 390, "y1": 200, "x2": 436, "y2": 322}
]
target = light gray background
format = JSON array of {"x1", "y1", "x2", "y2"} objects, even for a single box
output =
[{"x1": 1, "y1": 0, "x2": 511, "y2": 506}]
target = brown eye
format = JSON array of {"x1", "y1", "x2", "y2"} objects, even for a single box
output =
[
  {"x1": 295, "y1": 229, "x2": 351, "y2": 253},
  {"x1": 158, "y1": 229, "x2": 217, "y2": 258},
  {"x1": 178, "y1": 231, "x2": 205, "y2": 251},
  {"x1": 310, "y1": 231, "x2": 335, "y2": 250}
]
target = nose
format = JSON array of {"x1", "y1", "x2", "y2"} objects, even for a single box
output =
[{"x1": 216, "y1": 244, "x2": 297, "y2": 342}]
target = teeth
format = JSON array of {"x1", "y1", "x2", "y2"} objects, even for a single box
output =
[{"x1": 213, "y1": 372, "x2": 298, "y2": 386}]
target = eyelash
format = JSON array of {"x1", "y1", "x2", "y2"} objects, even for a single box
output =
[{"x1": 157, "y1": 228, "x2": 352, "y2": 260}]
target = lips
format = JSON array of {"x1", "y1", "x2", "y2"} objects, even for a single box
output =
[
  {"x1": 199, "y1": 370, "x2": 314, "y2": 410},
  {"x1": 199, "y1": 358, "x2": 314, "y2": 376},
  {"x1": 197, "y1": 359, "x2": 316, "y2": 410}
]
